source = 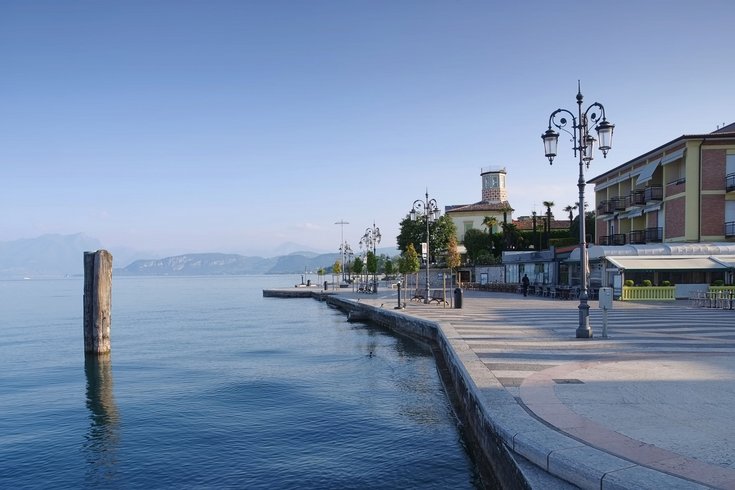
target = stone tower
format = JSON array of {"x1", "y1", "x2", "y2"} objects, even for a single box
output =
[{"x1": 480, "y1": 167, "x2": 507, "y2": 203}]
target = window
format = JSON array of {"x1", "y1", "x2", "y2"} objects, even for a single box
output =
[
  {"x1": 463, "y1": 221, "x2": 473, "y2": 235},
  {"x1": 667, "y1": 159, "x2": 685, "y2": 185},
  {"x1": 727, "y1": 201, "x2": 735, "y2": 223}
]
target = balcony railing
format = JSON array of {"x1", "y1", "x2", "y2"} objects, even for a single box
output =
[
  {"x1": 643, "y1": 186, "x2": 663, "y2": 202},
  {"x1": 597, "y1": 200, "x2": 615, "y2": 215},
  {"x1": 726, "y1": 221, "x2": 735, "y2": 237},
  {"x1": 645, "y1": 227, "x2": 663, "y2": 242},
  {"x1": 628, "y1": 230, "x2": 646, "y2": 244},
  {"x1": 599, "y1": 234, "x2": 626, "y2": 246},
  {"x1": 599, "y1": 188, "x2": 661, "y2": 215},
  {"x1": 628, "y1": 190, "x2": 645, "y2": 207},
  {"x1": 727, "y1": 173, "x2": 735, "y2": 192}
]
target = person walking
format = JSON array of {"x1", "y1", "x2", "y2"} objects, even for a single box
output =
[{"x1": 521, "y1": 274, "x2": 530, "y2": 297}]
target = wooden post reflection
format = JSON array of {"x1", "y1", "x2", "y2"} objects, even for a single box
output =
[{"x1": 84, "y1": 353, "x2": 119, "y2": 483}]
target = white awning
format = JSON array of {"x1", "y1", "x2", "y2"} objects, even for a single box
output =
[
  {"x1": 712, "y1": 256, "x2": 735, "y2": 268},
  {"x1": 635, "y1": 159, "x2": 660, "y2": 186},
  {"x1": 606, "y1": 256, "x2": 726, "y2": 270}
]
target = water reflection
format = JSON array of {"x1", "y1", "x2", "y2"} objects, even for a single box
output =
[{"x1": 83, "y1": 354, "x2": 120, "y2": 485}]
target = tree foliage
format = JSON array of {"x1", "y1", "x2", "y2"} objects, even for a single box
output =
[
  {"x1": 569, "y1": 211, "x2": 596, "y2": 243},
  {"x1": 366, "y1": 251, "x2": 377, "y2": 275},
  {"x1": 352, "y1": 256, "x2": 364, "y2": 275},
  {"x1": 501, "y1": 222, "x2": 524, "y2": 250},
  {"x1": 383, "y1": 258, "x2": 394, "y2": 276},
  {"x1": 399, "y1": 243, "x2": 421, "y2": 275},
  {"x1": 446, "y1": 236, "x2": 461, "y2": 271},
  {"x1": 463, "y1": 228, "x2": 492, "y2": 264},
  {"x1": 396, "y1": 213, "x2": 457, "y2": 264},
  {"x1": 482, "y1": 216, "x2": 498, "y2": 234},
  {"x1": 332, "y1": 260, "x2": 341, "y2": 275}
]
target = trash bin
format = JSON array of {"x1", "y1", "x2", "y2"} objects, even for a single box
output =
[{"x1": 454, "y1": 288, "x2": 463, "y2": 308}]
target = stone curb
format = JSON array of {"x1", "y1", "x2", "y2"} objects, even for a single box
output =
[{"x1": 322, "y1": 294, "x2": 705, "y2": 489}]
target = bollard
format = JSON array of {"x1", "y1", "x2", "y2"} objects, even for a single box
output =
[
  {"x1": 83, "y1": 250, "x2": 113, "y2": 355},
  {"x1": 396, "y1": 283, "x2": 402, "y2": 309}
]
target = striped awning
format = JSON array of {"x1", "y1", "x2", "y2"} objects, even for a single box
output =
[{"x1": 606, "y1": 256, "x2": 726, "y2": 271}]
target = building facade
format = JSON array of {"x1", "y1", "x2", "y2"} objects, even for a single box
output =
[
  {"x1": 445, "y1": 167, "x2": 514, "y2": 243},
  {"x1": 589, "y1": 123, "x2": 735, "y2": 246},
  {"x1": 585, "y1": 123, "x2": 735, "y2": 293}
]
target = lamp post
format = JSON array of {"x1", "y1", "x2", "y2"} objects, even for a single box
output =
[
  {"x1": 335, "y1": 220, "x2": 349, "y2": 283},
  {"x1": 541, "y1": 81, "x2": 615, "y2": 339},
  {"x1": 339, "y1": 242, "x2": 352, "y2": 283},
  {"x1": 410, "y1": 190, "x2": 440, "y2": 304},
  {"x1": 360, "y1": 222, "x2": 381, "y2": 293}
]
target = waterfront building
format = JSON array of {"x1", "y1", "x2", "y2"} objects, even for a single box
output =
[
  {"x1": 445, "y1": 167, "x2": 514, "y2": 245},
  {"x1": 586, "y1": 122, "x2": 735, "y2": 295}
]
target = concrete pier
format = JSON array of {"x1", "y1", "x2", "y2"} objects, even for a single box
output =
[{"x1": 269, "y1": 287, "x2": 735, "y2": 489}]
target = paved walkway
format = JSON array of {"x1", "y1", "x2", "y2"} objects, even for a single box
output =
[{"x1": 346, "y1": 287, "x2": 735, "y2": 489}]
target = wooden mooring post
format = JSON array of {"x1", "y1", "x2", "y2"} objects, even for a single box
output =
[{"x1": 83, "y1": 250, "x2": 112, "y2": 355}]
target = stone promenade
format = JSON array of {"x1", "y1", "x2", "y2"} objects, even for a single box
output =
[{"x1": 343, "y1": 288, "x2": 735, "y2": 489}]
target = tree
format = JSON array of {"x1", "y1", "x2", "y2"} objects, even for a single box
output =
[
  {"x1": 399, "y1": 243, "x2": 421, "y2": 292},
  {"x1": 446, "y1": 236, "x2": 461, "y2": 287},
  {"x1": 396, "y1": 213, "x2": 457, "y2": 265},
  {"x1": 396, "y1": 214, "x2": 425, "y2": 254},
  {"x1": 331, "y1": 260, "x2": 341, "y2": 288},
  {"x1": 563, "y1": 204, "x2": 577, "y2": 223},
  {"x1": 384, "y1": 257, "x2": 394, "y2": 277},
  {"x1": 501, "y1": 222, "x2": 523, "y2": 250},
  {"x1": 366, "y1": 251, "x2": 377, "y2": 275},
  {"x1": 570, "y1": 210, "x2": 597, "y2": 243},
  {"x1": 463, "y1": 228, "x2": 492, "y2": 264},
  {"x1": 542, "y1": 200, "x2": 555, "y2": 248},
  {"x1": 431, "y1": 214, "x2": 458, "y2": 261},
  {"x1": 352, "y1": 256, "x2": 364, "y2": 277},
  {"x1": 482, "y1": 215, "x2": 498, "y2": 234}
]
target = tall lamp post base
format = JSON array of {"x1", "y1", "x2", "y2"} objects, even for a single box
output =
[{"x1": 576, "y1": 300, "x2": 592, "y2": 338}]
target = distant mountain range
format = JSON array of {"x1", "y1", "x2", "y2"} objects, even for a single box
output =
[
  {"x1": 119, "y1": 252, "x2": 341, "y2": 276},
  {"x1": 0, "y1": 233, "x2": 398, "y2": 277}
]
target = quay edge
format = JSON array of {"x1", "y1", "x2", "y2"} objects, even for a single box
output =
[{"x1": 268, "y1": 290, "x2": 703, "y2": 490}]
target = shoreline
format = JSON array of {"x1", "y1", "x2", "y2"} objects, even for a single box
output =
[{"x1": 264, "y1": 287, "x2": 723, "y2": 489}]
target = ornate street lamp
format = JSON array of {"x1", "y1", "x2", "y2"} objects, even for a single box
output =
[
  {"x1": 338, "y1": 242, "x2": 352, "y2": 283},
  {"x1": 541, "y1": 82, "x2": 615, "y2": 338},
  {"x1": 360, "y1": 222, "x2": 381, "y2": 293},
  {"x1": 335, "y1": 220, "x2": 349, "y2": 283},
  {"x1": 410, "y1": 190, "x2": 440, "y2": 304}
]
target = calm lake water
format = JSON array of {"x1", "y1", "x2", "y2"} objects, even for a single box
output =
[{"x1": 0, "y1": 275, "x2": 482, "y2": 489}]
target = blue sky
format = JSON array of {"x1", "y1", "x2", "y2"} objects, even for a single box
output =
[{"x1": 1, "y1": 0, "x2": 733, "y2": 257}]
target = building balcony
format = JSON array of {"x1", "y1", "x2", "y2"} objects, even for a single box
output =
[
  {"x1": 628, "y1": 190, "x2": 645, "y2": 207},
  {"x1": 612, "y1": 197, "x2": 626, "y2": 211},
  {"x1": 597, "y1": 200, "x2": 615, "y2": 215},
  {"x1": 645, "y1": 227, "x2": 663, "y2": 242},
  {"x1": 727, "y1": 173, "x2": 735, "y2": 192},
  {"x1": 629, "y1": 230, "x2": 646, "y2": 244},
  {"x1": 726, "y1": 221, "x2": 735, "y2": 238},
  {"x1": 643, "y1": 186, "x2": 663, "y2": 202},
  {"x1": 599, "y1": 234, "x2": 626, "y2": 246}
]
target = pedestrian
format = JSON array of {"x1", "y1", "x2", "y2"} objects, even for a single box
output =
[{"x1": 521, "y1": 274, "x2": 530, "y2": 297}]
